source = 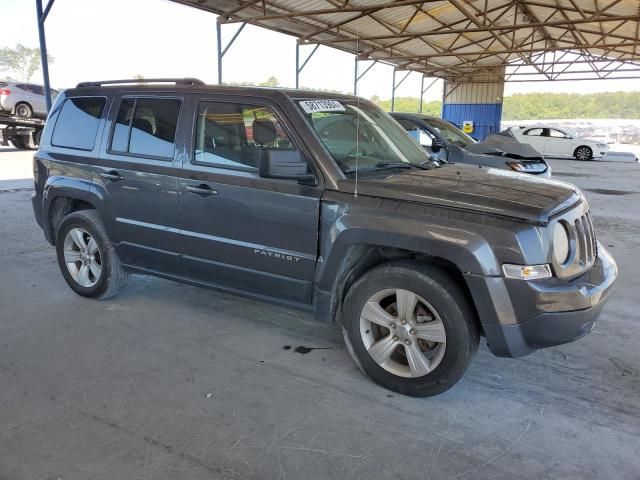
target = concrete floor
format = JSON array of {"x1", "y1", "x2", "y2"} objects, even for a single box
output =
[{"x1": 0, "y1": 147, "x2": 639, "y2": 479}]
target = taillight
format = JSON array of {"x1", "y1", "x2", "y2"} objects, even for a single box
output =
[{"x1": 0, "y1": 89, "x2": 11, "y2": 96}]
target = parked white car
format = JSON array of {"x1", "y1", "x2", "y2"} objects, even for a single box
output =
[{"x1": 510, "y1": 125, "x2": 609, "y2": 160}]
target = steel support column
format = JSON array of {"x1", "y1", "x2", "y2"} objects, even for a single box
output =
[
  {"x1": 391, "y1": 69, "x2": 411, "y2": 112},
  {"x1": 295, "y1": 42, "x2": 320, "y2": 89},
  {"x1": 35, "y1": 0, "x2": 55, "y2": 112},
  {"x1": 353, "y1": 59, "x2": 377, "y2": 95},
  {"x1": 419, "y1": 76, "x2": 438, "y2": 113},
  {"x1": 216, "y1": 20, "x2": 246, "y2": 85}
]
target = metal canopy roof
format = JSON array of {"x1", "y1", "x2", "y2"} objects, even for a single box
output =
[{"x1": 171, "y1": 0, "x2": 640, "y2": 82}]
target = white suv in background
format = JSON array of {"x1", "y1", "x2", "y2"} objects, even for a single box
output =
[
  {"x1": 0, "y1": 82, "x2": 57, "y2": 118},
  {"x1": 511, "y1": 126, "x2": 609, "y2": 161}
]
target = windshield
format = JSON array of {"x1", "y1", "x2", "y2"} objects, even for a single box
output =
[
  {"x1": 298, "y1": 99, "x2": 430, "y2": 174},
  {"x1": 423, "y1": 118, "x2": 476, "y2": 147}
]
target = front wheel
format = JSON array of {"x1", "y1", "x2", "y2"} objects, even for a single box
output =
[
  {"x1": 55, "y1": 210, "x2": 129, "y2": 299},
  {"x1": 342, "y1": 261, "x2": 479, "y2": 397},
  {"x1": 574, "y1": 146, "x2": 593, "y2": 161}
]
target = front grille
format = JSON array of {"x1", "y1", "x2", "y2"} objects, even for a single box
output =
[
  {"x1": 575, "y1": 211, "x2": 597, "y2": 267},
  {"x1": 552, "y1": 203, "x2": 597, "y2": 279}
]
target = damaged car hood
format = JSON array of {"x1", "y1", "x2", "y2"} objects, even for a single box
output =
[{"x1": 337, "y1": 164, "x2": 580, "y2": 224}]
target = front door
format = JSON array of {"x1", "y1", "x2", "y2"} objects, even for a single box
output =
[
  {"x1": 544, "y1": 128, "x2": 571, "y2": 157},
  {"x1": 92, "y1": 95, "x2": 184, "y2": 274},
  {"x1": 177, "y1": 96, "x2": 321, "y2": 304}
]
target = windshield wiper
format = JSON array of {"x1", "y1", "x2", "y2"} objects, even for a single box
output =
[
  {"x1": 344, "y1": 161, "x2": 427, "y2": 174},
  {"x1": 418, "y1": 156, "x2": 445, "y2": 169}
]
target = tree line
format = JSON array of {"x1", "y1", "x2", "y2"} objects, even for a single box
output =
[{"x1": 373, "y1": 91, "x2": 640, "y2": 120}]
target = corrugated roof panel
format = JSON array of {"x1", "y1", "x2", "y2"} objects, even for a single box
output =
[{"x1": 170, "y1": 0, "x2": 640, "y2": 82}]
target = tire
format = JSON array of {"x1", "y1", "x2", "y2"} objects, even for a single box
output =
[
  {"x1": 342, "y1": 261, "x2": 479, "y2": 397},
  {"x1": 10, "y1": 137, "x2": 28, "y2": 150},
  {"x1": 574, "y1": 146, "x2": 593, "y2": 161},
  {"x1": 55, "y1": 210, "x2": 129, "y2": 299},
  {"x1": 14, "y1": 103, "x2": 33, "y2": 118}
]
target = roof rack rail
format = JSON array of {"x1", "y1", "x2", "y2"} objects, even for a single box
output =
[{"x1": 76, "y1": 78, "x2": 206, "y2": 88}]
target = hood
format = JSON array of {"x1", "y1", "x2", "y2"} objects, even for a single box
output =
[
  {"x1": 337, "y1": 164, "x2": 580, "y2": 224},
  {"x1": 467, "y1": 133, "x2": 544, "y2": 160}
]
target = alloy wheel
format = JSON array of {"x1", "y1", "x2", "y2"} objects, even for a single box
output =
[
  {"x1": 359, "y1": 288, "x2": 446, "y2": 378},
  {"x1": 576, "y1": 147, "x2": 591, "y2": 160},
  {"x1": 63, "y1": 227, "x2": 102, "y2": 288}
]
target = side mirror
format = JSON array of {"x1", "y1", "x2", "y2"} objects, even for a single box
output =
[
  {"x1": 432, "y1": 138, "x2": 445, "y2": 152},
  {"x1": 259, "y1": 149, "x2": 315, "y2": 183}
]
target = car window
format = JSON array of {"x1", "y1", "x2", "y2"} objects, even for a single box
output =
[
  {"x1": 548, "y1": 129, "x2": 567, "y2": 138},
  {"x1": 193, "y1": 101, "x2": 295, "y2": 171},
  {"x1": 15, "y1": 84, "x2": 28, "y2": 91},
  {"x1": 523, "y1": 128, "x2": 544, "y2": 136},
  {"x1": 422, "y1": 118, "x2": 475, "y2": 147},
  {"x1": 51, "y1": 97, "x2": 106, "y2": 150},
  {"x1": 110, "y1": 98, "x2": 181, "y2": 159},
  {"x1": 29, "y1": 85, "x2": 45, "y2": 96},
  {"x1": 396, "y1": 118, "x2": 433, "y2": 148}
]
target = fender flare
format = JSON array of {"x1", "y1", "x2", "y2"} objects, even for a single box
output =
[{"x1": 42, "y1": 177, "x2": 109, "y2": 243}]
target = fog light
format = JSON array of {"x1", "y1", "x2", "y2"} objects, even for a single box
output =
[{"x1": 502, "y1": 264, "x2": 552, "y2": 280}]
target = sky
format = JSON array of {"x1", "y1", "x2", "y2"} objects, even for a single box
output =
[{"x1": 3, "y1": 0, "x2": 640, "y2": 102}]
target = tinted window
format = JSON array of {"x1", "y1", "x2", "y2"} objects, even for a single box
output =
[
  {"x1": 29, "y1": 85, "x2": 45, "y2": 95},
  {"x1": 396, "y1": 118, "x2": 433, "y2": 148},
  {"x1": 524, "y1": 128, "x2": 543, "y2": 136},
  {"x1": 194, "y1": 101, "x2": 294, "y2": 171},
  {"x1": 51, "y1": 97, "x2": 106, "y2": 150},
  {"x1": 15, "y1": 84, "x2": 28, "y2": 91},
  {"x1": 110, "y1": 98, "x2": 180, "y2": 159},
  {"x1": 111, "y1": 99, "x2": 134, "y2": 152}
]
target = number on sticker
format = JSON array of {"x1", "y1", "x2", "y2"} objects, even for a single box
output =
[{"x1": 299, "y1": 100, "x2": 346, "y2": 114}]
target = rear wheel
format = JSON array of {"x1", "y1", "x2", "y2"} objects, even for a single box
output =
[
  {"x1": 14, "y1": 103, "x2": 33, "y2": 118},
  {"x1": 342, "y1": 261, "x2": 479, "y2": 397},
  {"x1": 574, "y1": 146, "x2": 593, "y2": 161},
  {"x1": 55, "y1": 210, "x2": 128, "y2": 299}
]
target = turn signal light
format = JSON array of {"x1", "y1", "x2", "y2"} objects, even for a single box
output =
[{"x1": 502, "y1": 264, "x2": 552, "y2": 280}]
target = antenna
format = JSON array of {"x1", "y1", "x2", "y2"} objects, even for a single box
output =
[{"x1": 354, "y1": 26, "x2": 360, "y2": 198}]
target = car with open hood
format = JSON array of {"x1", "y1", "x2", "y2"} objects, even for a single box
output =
[
  {"x1": 390, "y1": 112, "x2": 550, "y2": 177},
  {"x1": 32, "y1": 79, "x2": 616, "y2": 397}
]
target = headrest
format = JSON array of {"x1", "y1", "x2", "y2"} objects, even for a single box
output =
[
  {"x1": 253, "y1": 118, "x2": 277, "y2": 145},
  {"x1": 133, "y1": 118, "x2": 153, "y2": 135}
]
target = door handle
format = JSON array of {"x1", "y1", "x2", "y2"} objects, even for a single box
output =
[
  {"x1": 100, "y1": 171, "x2": 124, "y2": 181},
  {"x1": 186, "y1": 184, "x2": 218, "y2": 196}
]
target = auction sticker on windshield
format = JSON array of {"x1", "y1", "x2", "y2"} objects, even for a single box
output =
[{"x1": 299, "y1": 100, "x2": 346, "y2": 114}]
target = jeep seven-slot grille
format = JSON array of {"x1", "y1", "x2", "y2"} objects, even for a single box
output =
[
  {"x1": 553, "y1": 205, "x2": 598, "y2": 279},
  {"x1": 575, "y1": 212, "x2": 597, "y2": 266}
]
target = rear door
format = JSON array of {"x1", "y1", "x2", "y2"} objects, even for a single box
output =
[
  {"x1": 28, "y1": 84, "x2": 47, "y2": 115},
  {"x1": 520, "y1": 127, "x2": 546, "y2": 153},
  {"x1": 176, "y1": 95, "x2": 321, "y2": 304},
  {"x1": 92, "y1": 95, "x2": 183, "y2": 274}
]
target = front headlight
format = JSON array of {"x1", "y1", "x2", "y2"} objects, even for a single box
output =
[{"x1": 553, "y1": 222, "x2": 570, "y2": 265}]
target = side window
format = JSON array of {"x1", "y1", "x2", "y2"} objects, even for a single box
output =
[
  {"x1": 548, "y1": 129, "x2": 566, "y2": 138},
  {"x1": 15, "y1": 84, "x2": 28, "y2": 91},
  {"x1": 109, "y1": 98, "x2": 180, "y2": 159},
  {"x1": 524, "y1": 128, "x2": 543, "y2": 136},
  {"x1": 194, "y1": 101, "x2": 295, "y2": 171},
  {"x1": 397, "y1": 119, "x2": 433, "y2": 147},
  {"x1": 30, "y1": 85, "x2": 45, "y2": 96},
  {"x1": 51, "y1": 97, "x2": 106, "y2": 151}
]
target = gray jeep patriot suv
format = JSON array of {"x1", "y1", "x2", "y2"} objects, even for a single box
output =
[{"x1": 32, "y1": 78, "x2": 617, "y2": 396}]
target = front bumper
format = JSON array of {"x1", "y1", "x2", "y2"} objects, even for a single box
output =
[{"x1": 470, "y1": 244, "x2": 617, "y2": 358}]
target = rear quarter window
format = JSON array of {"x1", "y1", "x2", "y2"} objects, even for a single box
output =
[{"x1": 51, "y1": 97, "x2": 107, "y2": 151}]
